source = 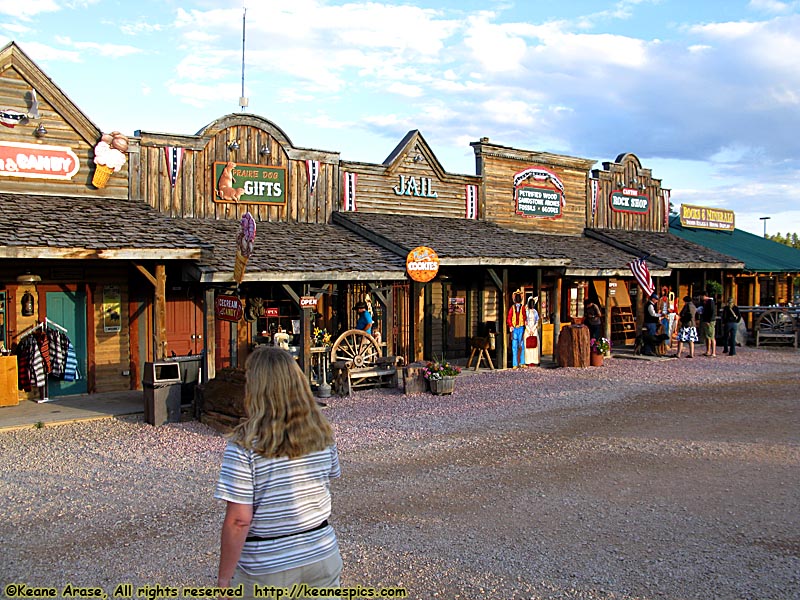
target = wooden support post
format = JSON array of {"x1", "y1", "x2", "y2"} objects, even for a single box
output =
[
  {"x1": 155, "y1": 264, "x2": 167, "y2": 361},
  {"x1": 604, "y1": 277, "x2": 612, "y2": 343},
  {"x1": 553, "y1": 275, "x2": 562, "y2": 364},
  {"x1": 301, "y1": 284, "x2": 311, "y2": 379},
  {"x1": 204, "y1": 287, "x2": 216, "y2": 382}
]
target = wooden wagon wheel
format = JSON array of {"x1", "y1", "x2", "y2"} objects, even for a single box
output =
[
  {"x1": 330, "y1": 329, "x2": 380, "y2": 369},
  {"x1": 756, "y1": 309, "x2": 796, "y2": 334}
]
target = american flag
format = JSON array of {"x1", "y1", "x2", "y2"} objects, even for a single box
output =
[{"x1": 627, "y1": 257, "x2": 654, "y2": 298}]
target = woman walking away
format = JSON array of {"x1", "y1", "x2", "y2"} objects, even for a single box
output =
[
  {"x1": 673, "y1": 296, "x2": 698, "y2": 358},
  {"x1": 721, "y1": 297, "x2": 742, "y2": 356},
  {"x1": 216, "y1": 347, "x2": 342, "y2": 598}
]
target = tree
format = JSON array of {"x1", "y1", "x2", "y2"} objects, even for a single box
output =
[{"x1": 767, "y1": 232, "x2": 800, "y2": 248}]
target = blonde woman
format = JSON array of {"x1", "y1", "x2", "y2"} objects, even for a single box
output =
[{"x1": 216, "y1": 347, "x2": 341, "y2": 595}]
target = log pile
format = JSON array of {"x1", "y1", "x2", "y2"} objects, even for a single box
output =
[
  {"x1": 556, "y1": 324, "x2": 591, "y2": 368},
  {"x1": 196, "y1": 368, "x2": 246, "y2": 433}
]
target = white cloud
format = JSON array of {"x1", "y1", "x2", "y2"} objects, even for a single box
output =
[
  {"x1": 120, "y1": 22, "x2": 163, "y2": 36},
  {"x1": 0, "y1": 0, "x2": 59, "y2": 19},
  {"x1": 54, "y1": 36, "x2": 143, "y2": 59},
  {"x1": 1, "y1": 22, "x2": 31, "y2": 34},
  {"x1": 166, "y1": 81, "x2": 240, "y2": 108},
  {"x1": 11, "y1": 40, "x2": 81, "y2": 62},
  {"x1": 748, "y1": 0, "x2": 798, "y2": 14},
  {"x1": 386, "y1": 82, "x2": 423, "y2": 98}
]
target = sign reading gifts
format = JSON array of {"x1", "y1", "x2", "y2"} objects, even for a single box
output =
[
  {"x1": 610, "y1": 188, "x2": 650, "y2": 214},
  {"x1": 0, "y1": 141, "x2": 80, "y2": 180},
  {"x1": 213, "y1": 161, "x2": 287, "y2": 205}
]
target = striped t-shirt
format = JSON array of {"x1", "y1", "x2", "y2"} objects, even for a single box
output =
[{"x1": 215, "y1": 442, "x2": 341, "y2": 575}]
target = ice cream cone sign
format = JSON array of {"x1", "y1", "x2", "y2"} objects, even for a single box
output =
[
  {"x1": 234, "y1": 211, "x2": 257, "y2": 285},
  {"x1": 92, "y1": 131, "x2": 128, "y2": 189}
]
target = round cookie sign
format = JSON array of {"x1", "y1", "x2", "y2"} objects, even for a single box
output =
[{"x1": 406, "y1": 246, "x2": 440, "y2": 282}]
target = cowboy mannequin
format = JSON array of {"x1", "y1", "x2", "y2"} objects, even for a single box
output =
[{"x1": 506, "y1": 289, "x2": 527, "y2": 369}]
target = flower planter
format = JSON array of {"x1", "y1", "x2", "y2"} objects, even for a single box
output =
[
  {"x1": 590, "y1": 352, "x2": 604, "y2": 367},
  {"x1": 429, "y1": 376, "x2": 456, "y2": 395}
]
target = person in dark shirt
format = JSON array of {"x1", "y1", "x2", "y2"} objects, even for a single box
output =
[
  {"x1": 700, "y1": 290, "x2": 717, "y2": 357},
  {"x1": 721, "y1": 297, "x2": 742, "y2": 356}
]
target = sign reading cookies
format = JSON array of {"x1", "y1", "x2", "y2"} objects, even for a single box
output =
[
  {"x1": 406, "y1": 246, "x2": 440, "y2": 282},
  {"x1": 213, "y1": 161, "x2": 287, "y2": 205}
]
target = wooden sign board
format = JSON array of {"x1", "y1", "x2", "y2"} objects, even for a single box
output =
[
  {"x1": 213, "y1": 162, "x2": 287, "y2": 205},
  {"x1": 610, "y1": 188, "x2": 649, "y2": 214},
  {"x1": 680, "y1": 204, "x2": 735, "y2": 231},
  {"x1": 0, "y1": 141, "x2": 80, "y2": 180},
  {"x1": 300, "y1": 296, "x2": 318, "y2": 309},
  {"x1": 215, "y1": 295, "x2": 243, "y2": 322}
]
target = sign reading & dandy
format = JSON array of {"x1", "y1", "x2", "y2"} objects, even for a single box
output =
[{"x1": 0, "y1": 141, "x2": 80, "y2": 180}]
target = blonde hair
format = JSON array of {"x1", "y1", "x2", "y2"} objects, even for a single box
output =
[{"x1": 229, "y1": 347, "x2": 334, "y2": 459}]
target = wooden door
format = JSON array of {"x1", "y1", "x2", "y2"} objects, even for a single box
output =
[{"x1": 166, "y1": 290, "x2": 202, "y2": 357}]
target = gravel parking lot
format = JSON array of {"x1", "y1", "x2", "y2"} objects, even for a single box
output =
[{"x1": 1, "y1": 347, "x2": 798, "y2": 599}]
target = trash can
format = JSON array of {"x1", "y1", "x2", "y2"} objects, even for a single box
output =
[
  {"x1": 143, "y1": 362, "x2": 182, "y2": 426},
  {"x1": 166, "y1": 354, "x2": 203, "y2": 405}
]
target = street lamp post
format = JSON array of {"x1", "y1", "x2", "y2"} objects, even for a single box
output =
[{"x1": 760, "y1": 216, "x2": 771, "y2": 238}]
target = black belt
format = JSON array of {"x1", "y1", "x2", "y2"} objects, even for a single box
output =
[{"x1": 246, "y1": 520, "x2": 328, "y2": 543}]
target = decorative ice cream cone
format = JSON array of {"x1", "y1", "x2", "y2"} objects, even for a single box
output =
[
  {"x1": 92, "y1": 164, "x2": 114, "y2": 188},
  {"x1": 234, "y1": 251, "x2": 248, "y2": 284}
]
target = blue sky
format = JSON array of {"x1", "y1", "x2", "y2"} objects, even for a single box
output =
[{"x1": 2, "y1": 0, "x2": 799, "y2": 237}]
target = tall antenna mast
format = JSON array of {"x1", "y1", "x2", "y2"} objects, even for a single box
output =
[{"x1": 239, "y1": 6, "x2": 249, "y2": 111}]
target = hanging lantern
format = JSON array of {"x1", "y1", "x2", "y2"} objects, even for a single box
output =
[{"x1": 21, "y1": 291, "x2": 35, "y2": 317}]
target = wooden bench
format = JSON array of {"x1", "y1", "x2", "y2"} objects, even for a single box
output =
[
  {"x1": 329, "y1": 329, "x2": 401, "y2": 396},
  {"x1": 755, "y1": 309, "x2": 798, "y2": 348}
]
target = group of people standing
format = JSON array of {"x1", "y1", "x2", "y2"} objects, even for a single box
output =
[{"x1": 673, "y1": 291, "x2": 741, "y2": 358}]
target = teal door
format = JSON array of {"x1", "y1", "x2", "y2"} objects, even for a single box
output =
[{"x1": 47, "y1": 291, "x2": 88, "y2": 396}]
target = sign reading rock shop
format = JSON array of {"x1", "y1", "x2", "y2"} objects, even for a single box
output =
[
  {"x1": 680, "y1": 204, "x2": 735, "y2": 231},
  {"x1": 516, "y1": 186, "x2": 563, "y2": 218},
  {"x1": 406, "y1": 246, "x2": 440, "y2": 283},
  {"x1": 213, "y1": 161, "x2": 287, "y2": 205},
  {"x1": 610, "y1": 188, "x2": 649, "y2": 214},
  {"x1": 0, "y1": 141, "x2": 80, "y2": 180}
]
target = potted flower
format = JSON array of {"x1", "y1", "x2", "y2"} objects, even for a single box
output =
[
  {"x1": 590, "y1": 337, "x2": 611, "y2": 366},
  {"x1": 423, "y1": 359, "x2": 461, "y2": 395},
  {"x1": 313, "y1": 327, "x2": 332, "y2": 347}
]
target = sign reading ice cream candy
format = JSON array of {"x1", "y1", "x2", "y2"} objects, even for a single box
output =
[
  {"x1": 406, "y1": 246, "x2": 440, "y2": 283},
  {"x1": 215, "y1": 295, "x2": 243, "y2": 322},
  {"x1": 0, "y1": 141, "x2": 80, "y2": 180}
]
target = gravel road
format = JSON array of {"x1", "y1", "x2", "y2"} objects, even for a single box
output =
[{"x1": 1, "y1": 347, "x2": 798, "y2": 600}]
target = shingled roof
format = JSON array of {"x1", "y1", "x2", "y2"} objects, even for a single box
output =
[
  {"x1": 333, "y1": 212, "x2": 662, "y2": 275},
  {"x1": 586, "y1": 228, "x2": 744, "y2": 269},
  {"x1": 177, "y1": 218, "x2": 407, "y2": 283},
  {"x1": 333, "y1": 212, "x2": 570, "y2": 266},
  {"x1": 0, "y1": 193, "x2": 210, "y2": 260}
]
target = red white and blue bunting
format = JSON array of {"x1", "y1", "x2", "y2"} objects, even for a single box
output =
[
  {"x1": 343, "y1": 172, "x2": 357, "y2": 211},
  {"x1": 164, "y1": 146, "x2": 185, "y2": 188},
  {"x1": 465, "y1": 184, "x2": 478, "y2": 219},
  {"x1": 513, "y1": 167, "x2": 566, "y2": 206},
  {"x1": 662, "y1": 189, "x2": 670, "y2": 228},
  {"x1": 306, "y1": 159, "x2": 320, "y2": 196},
  {"x1": 590, "y1": 178, "x2": 599, "y2": 226}
]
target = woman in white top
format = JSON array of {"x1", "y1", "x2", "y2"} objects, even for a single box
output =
[
  {"x1": 215, "y1": 346, "x2": 341, "y2": 595},
  {"x1": 524, "y1": 295, "x2": 540, "y2": 366}
]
